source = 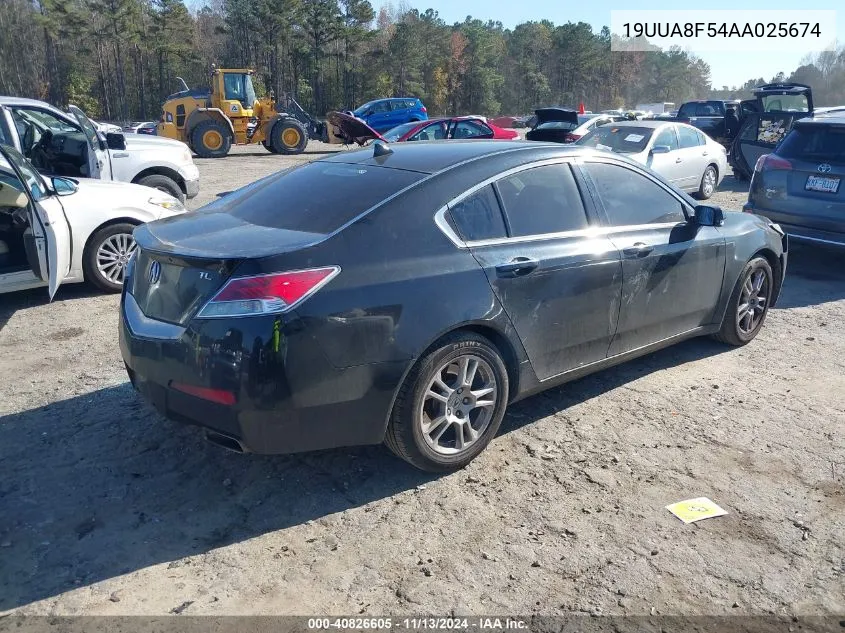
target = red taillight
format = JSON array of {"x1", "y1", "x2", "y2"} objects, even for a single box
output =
[
  {"x1": 565, "y1": 133, "x2": 582, "y2": 142},
  {"x1": 197, "y1": 266, "x2": 340, "y2": 318},
  {"x1": 754, "y1": 154, "x2": 792, "y2": 172},
  {"x1": 420, "y1": 106, "x2": 427, "y2": 113},
  {"x1": 171, "y1": 382, "x2": 236, "y2": 406}
]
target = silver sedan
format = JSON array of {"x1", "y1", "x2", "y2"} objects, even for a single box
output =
[{"x1": 576, "y1": 120, "x2": 728, "y2": 199}]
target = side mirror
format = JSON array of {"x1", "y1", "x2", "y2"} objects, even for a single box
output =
[
  {"x1": 693, "y1": 204, "x2": 724, "y2": 227},
  {"x1": 651, "y1": 145, "x2": 671, "y2": 154},
  {"x1": 51, "y1": 176, "x2": 78, "y2": 196},
  {"x1": 0, "y1": 182, "x2": 28, "y2": 208},
  {"x1": 106, "y1": 132, "x2": 126, "y2": 150}
]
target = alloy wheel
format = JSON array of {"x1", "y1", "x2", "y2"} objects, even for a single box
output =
[
  {"x1": 737, "y1": 267, "x2": 770, "y2": 335},
  {"x1": 96, "y1": 233, "x2": 137, "y2": 285},
  {"x1": 419, "y1": 354, "x2": 498, "y2": 455},
  {"x1": 703, "y1": 167, "x2": 716, "y2": 196}
]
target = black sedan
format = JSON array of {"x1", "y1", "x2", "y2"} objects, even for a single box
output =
[{"x1": 120, "y1": 141, "x2": 788, "y2": 472}]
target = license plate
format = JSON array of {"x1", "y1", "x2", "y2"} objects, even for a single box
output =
[{"x1": 805, "y1": 175, "x2": 840, "y2": 193}]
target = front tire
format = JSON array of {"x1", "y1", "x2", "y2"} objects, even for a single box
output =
[
  {"x1": 713, "y1": 256, "x2": 774, "y2": 346},
  {"x1": 190, "y1": 120, "x2": 232, "y2": 158},
  {"x1": 83, "y1": 222, "x2": 138, "y2": 293},
  {"x1": 269, "y1": 119, "x2": 308, "y2": 155},
  {"x1": 695, "y1": 165, "x2": 718, "y2": 199},
  {"x1": 385, "y1": 332, "x2": 509, "y2": 472},
  {"x1": 135, "y1": 174, "x2": 185, "y2": 203}
]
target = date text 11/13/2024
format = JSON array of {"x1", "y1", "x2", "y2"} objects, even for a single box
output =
[{"x1": 307, "y1": 617, "x2": 529, "y2": 630}]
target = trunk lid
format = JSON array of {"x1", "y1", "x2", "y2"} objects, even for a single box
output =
[
  {"x1": 533, "y1": 107, "x2": 579, "y2": 126},
  {"x1": 131, "y1": 210, "x2": 327, "y2": 325}
]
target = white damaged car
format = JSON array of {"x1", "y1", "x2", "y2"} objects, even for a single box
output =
[
  {"x1": 0, "y1": 97, "x2": 199, "y2": 202},
  {"x1": 0, "y1": 143, "x2": 187, "y2": 296}
]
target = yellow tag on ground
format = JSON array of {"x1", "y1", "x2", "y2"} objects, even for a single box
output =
[{"x1": 666, "y1": 497, "x2": 728, "y2": 524}]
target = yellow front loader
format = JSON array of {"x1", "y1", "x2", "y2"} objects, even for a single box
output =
[{"x1": 157, "y1": 67, "x2": 332, "y2": 158}]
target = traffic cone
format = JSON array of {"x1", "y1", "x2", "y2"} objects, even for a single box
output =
[{"x1": 578, "y1": 102, "x2": 585, "y2": 114}]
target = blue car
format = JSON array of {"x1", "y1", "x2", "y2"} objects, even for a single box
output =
[{"x1": 352, "y1": 97, "x2": 428, "y2": 132}]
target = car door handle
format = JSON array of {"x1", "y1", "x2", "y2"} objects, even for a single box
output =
[
  {"x1": 675, "y1": 157, "x2": 682, "y2": 163},
  {"x1": 495, "y1": 257, "x2": 539, "y2": 277},
  {"x1": 622, "y1": 243, "x2": 654, "y2": 258}
]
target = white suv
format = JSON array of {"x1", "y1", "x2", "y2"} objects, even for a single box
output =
[{"x1": 0, "y1": 97, "x2": 200, "y2": 202}]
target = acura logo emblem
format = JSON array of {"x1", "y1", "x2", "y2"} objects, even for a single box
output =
[
  {"x1": 148, "y1": 260, "x2": 161, "y2": 284},
  {"x1": 817, "y1": 163, "x2": 832, "y2": 173}
]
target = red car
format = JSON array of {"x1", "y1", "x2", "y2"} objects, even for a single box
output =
[{"x1": 382, "y1": 116, "x2": 519, "y2": 142}]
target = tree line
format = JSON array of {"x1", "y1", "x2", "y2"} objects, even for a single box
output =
[{"x1": 1, "y1": 0, "x2": 843, "y2": 123}]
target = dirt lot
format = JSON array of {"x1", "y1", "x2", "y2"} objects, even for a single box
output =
[{"x1": 1, "y1": 143, "x2": 843, "y2": 618}]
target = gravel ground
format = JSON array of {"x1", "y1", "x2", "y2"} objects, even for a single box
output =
[{"x1": 1, "y1": 142, "x2": 843, "y2": 618}]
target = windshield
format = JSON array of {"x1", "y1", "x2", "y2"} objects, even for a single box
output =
[
  {"x1": 383, "y1": 121, "x2": 420, "y2": 142},
  {"x1": 576, "y1": 125, "x2": 654, "y2": 153},
  {"x1": 0, "y1": 142, "x2": 49, "y2": 201},
  {"x1": 353, "y1": 101, "x2": 377, "y2": 117},
  {"x1": 778, "y1": 124, "x2": 845, "y2": 163},
  {"x1": 762, "y1": 93, "x2": 809, "y2": 113},
  {"x1": 577, "y1": 115, "x2": 599, "y2": 125},
  {"x1": 223, "y1": 73, "x2": 257, "y2": 107}
]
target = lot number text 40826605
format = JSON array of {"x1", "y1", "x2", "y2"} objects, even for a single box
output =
[{"x1": 307, "y1": 617, "x2": 529, "y2": 630}]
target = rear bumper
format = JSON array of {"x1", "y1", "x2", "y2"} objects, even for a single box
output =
[
  {"x1": 118, "y1": 291, "x2": 406, "y2": 455},
  {"x1": 742, "y1": 204, "x2": 845, "y2": 248}
]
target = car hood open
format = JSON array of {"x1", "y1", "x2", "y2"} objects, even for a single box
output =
[{"x1": 326, "y1": 111, "x2": 386, "y2": 145}]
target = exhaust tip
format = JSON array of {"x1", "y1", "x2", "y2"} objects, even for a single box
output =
[{"x1": 204, "y1": 430, "x2": 245, "y2": 453}]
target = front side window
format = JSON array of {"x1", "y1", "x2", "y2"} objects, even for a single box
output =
[
  {"x1": 496, "y1": 164, "x2": 588, "y2": 237},
  {"x1": 452, "y1": 121, "x2": 493, "y2": 139},
  {"x1": 409, "y1": 121, "x2": 447, "y2": 141},
  {"x1": 653, "y1": 127, "x2": 679, "y2": 151},
  {"x1": 584, "y1": 161, "x2": 686, "y2": 226},
  {"x1": 447, "y1": 185, "x2": 507, "y2": 242},
  {"x1": 677, "y1": 125, "x2": 702, "y2": 149}
]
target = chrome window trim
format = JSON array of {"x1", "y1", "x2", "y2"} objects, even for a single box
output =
[
  {"x1": 433, "y1": 154, "x2": 690, "y2": 249},
  {"x1": 433, "y1": 157, "x2": 584, "y2": 247}
]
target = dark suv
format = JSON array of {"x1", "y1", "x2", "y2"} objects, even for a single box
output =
[{"x1": 743, "y1": 114, "x2": 845, "y2": 248}]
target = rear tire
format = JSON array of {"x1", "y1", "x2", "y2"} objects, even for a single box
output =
[
  {"x1": 190, "y1": 120, "x2": 232, "y2": 158},
  {"x1": 83, "y1": 222, "x2": 138, "y2": 293},
  {"x1": 135, "y1": 174, "x2": 185, "y2": 203},
  {"x1": 385, "y1": 332, "x2": 509, "y2": 472},
  {"x1": 712, "y1": 256, "x2": 773, "y2": 346},
  {"x1": 695, "y1": 165, "x2": 718, "y2": 200},
  {"x1": 269, "y1": 119, "x2": 308, "y2": 155}
]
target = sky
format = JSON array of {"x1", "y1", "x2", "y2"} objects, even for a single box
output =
[{"x1": 369, "y1": 0, "x2": 843, "y2": 89}]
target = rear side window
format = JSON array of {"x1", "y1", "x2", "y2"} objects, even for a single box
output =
[
  {"x1": 777, "y1": 125, "x2": 845, "y2": 163},
  {"x1": 496, "y1": 164, "x2": 588, "y2": 237},
  {"x1": 448, "y1": 185, "x2": 507, "y2": 241},
  {"x1": 585, "y1": 161, "x2": 686, "y2": 226},
  {"x1": 205, "y1": 162, "x2": 424, "y2": 234}
]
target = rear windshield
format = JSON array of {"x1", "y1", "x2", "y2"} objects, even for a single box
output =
[
  {"x1": 778, "y1": 124, "x2": 845, "y2": 163},
  {"x1": 762, "y1": 93, "x2": 809, "y2": 113},
  {"x1": 576, "y1": 125, "x2": 654, "y2": 153},
  {"x1": 199, "y1": 162, "x2": 424, "y2": 233},
  {"x1": 536, "y1": 121, "x2": 579, "y2": 131}
]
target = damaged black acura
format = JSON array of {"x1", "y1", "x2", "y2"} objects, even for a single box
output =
[{"x1": 120, "y1": 140, "x2": 788, "y2": 472}]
